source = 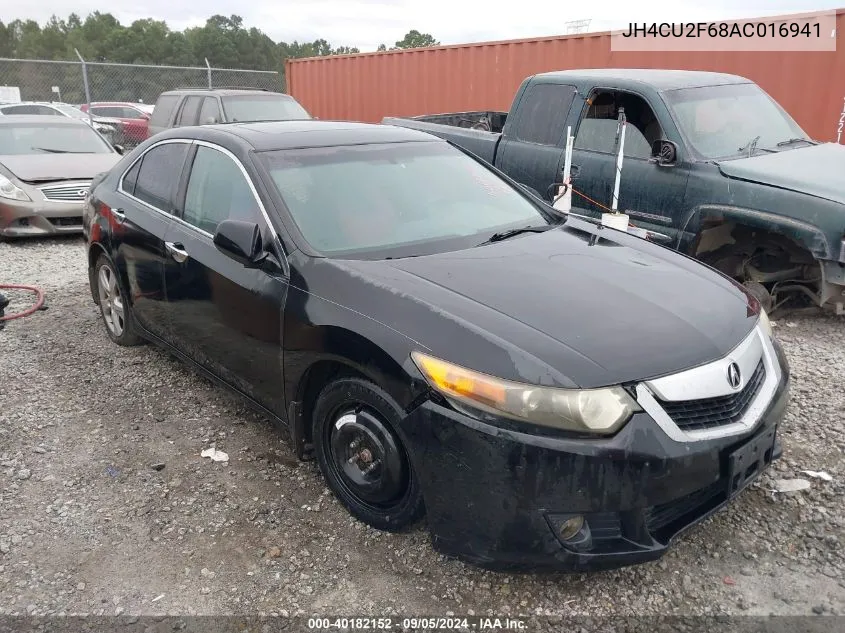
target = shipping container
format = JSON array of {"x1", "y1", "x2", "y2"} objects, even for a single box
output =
[{"x1": 286, "y1": 10, "x2": 845, "y2": 143}]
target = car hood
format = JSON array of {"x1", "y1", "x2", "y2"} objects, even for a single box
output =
[
  {"x1": 322, "y1": 219, "x2": 758, "y2": 389},
  {"x1": 717, "y1": 143, "x2": 845, "y2": 205},
  {"x1": 0, "y1": 153, "x2": 121, "y2": 183}
]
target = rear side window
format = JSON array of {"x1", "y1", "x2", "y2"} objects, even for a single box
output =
[
  {"x1": 512, "y1": 84, "x2": 577, "y2": 146},
  {"x1": 149, "y1": 95, "x2": 179, "y2": 128},
  {"x1": 2, "y1": 105, "x2": 39, "y2": 114},
  {"x1": 176, "y1": 96, "x2": 203, "y2": 126},
  {"x1": 131, "y1": 142, "x2": 190, "y2": 211}
]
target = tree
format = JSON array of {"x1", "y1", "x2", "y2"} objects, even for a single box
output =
[{"x1": 393, "y1": 30, "x2": 439, "y2": 49}]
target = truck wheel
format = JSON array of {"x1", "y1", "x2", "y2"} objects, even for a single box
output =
[{"x1": 743, "y1": 281, "x2": 773, "y2": 312}]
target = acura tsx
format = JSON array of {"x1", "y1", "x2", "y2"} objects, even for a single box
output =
[{"x1": 82, "y1": 120, "x2": 790, "y2": 571}]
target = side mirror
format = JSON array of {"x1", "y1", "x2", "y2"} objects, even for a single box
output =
[
  {"x1": 112, "y1": 144, "x2": 124, "y2": 155},
  {"x1": 203, "y1": 116, "x2": 218, "y2": 125},
  {"x1": 650, "y1": 139, "x2": 678, "y2": 167},
  {"x1": 213, "y1": 219, "x2": 266, "y2": 267}
]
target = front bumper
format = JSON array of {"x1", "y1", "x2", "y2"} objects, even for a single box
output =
[
  {"x1": 0, "y1": 199, "x2": 85, "y2": 237},
  {"x1": 399, "y1": 339, "x2": 790, "y2": 572}
]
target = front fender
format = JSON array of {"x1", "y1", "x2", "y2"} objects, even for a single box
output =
[{"x1": 680, "y1": 204, "x2": 832, "y2": 260}]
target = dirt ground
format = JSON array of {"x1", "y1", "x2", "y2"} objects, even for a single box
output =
[{"x1": 1, "y1": 236, "x2": 844, "y2": 627}]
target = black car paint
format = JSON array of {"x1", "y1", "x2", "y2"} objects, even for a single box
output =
[{"x1": 84, "y1": 121, "x2": 787, "y2": 572}]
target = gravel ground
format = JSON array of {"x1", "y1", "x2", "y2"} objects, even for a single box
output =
[{"x1": 1, "y1": 236, "x2": 844, "y2": 626}]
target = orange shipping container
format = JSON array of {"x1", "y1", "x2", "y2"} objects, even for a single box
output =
[{"x1": 286, "y1": 10, "x2": 845, "y2": 143}]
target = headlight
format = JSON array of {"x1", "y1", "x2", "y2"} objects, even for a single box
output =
[
  {"x1": 758, "y1": 308, "x2": 773, "y2": 339},
  {"x1": 0, "y1": 174, "x2": 30, "y2": 201},
  {"x1": 411, "y1": 351, "x2": 640, "y2": 435}
]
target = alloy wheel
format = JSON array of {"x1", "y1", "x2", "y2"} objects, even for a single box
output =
[{"x1": 97, "y1": 263, "x2": 125, "y2": 337}]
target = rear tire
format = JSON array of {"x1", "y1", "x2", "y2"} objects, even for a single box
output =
[
  {"x1": 312, "y1": 378, "x2": 425, "y2": 531},
  {"x1": 95, "y1": 254, "x2": 142, "y2": 347}
]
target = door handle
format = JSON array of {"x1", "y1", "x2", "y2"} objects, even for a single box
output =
[
  {"x1": 111, "y1": 207, "x2": 126, "y2": 222},
  {"x1": 165, "y1": 241, "x2": 189, "y2": 263}
]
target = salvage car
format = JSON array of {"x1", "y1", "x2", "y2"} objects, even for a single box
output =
[
  {"x1": 0, "y1": 115, "x2": 122, "y2": 238},
  {"x1": 80, "y1": 101, "x2": 151, "y2": 147},
  {"x1": 385, "y1": 69, "x2": 845, "y2": 314},
  {"x1": 0, "y1": 101, "x2": 124, "y2": 144},
  {"x1": 83, "y1": 120, "x2": 790, "y2": 571}
]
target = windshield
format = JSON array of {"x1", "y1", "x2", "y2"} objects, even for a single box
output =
[
  {"x1": 0, "y1": 123, "x2": 114, "y2": 155},
  {"x1": 664, "y1": 83, "x2": 809, "y2": 160},
  {"x1": 260, "y1": 141, "x2": 554, "y2": 258},
  {"x1": 221, "y1": 95, "x2": 311, "y2": 122}
]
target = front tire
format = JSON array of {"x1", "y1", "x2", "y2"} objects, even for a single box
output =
[
  {"x1": 95, "y1": 254, "x2": 142, "y2": 347},
  {"x1": 312, "y1": 378, "x2": 425, "y2": 531}
]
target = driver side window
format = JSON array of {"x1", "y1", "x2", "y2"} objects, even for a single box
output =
[
  {"x1": 574, "y1": 90, "x2": 663, "y2": 159},
  {"x1": 182, "y1": 145, "x2": 262, "y2": 236}
]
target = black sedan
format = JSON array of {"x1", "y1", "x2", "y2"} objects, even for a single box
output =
[{"x1": 82, "y1": 120, "x2": 790, "y2": 572}]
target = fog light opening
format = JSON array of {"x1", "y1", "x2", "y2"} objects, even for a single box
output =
[{"x1": 558, "y1": 515, "x2": 585, "y2": 541}]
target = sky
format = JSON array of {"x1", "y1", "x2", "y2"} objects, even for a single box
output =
[{"x1": 6, "y1": 0, "x2": 844, "y2": 52}]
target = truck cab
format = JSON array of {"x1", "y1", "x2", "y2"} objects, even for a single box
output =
[{"x1": 385, "y1": 69, "x2": 845, "y2": 313}]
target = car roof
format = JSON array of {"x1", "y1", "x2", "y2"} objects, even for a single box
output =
[
  {"x1": 161, "y1": 88, "x2": 290, "y2": 97},
  {"x1": 533, "y1": 68, "x2": 751, "y2": 91},
  {"x1": 156, "y1": 119, "x2": 442, "y2": 151},
  {"x1": 0, "y1": 115, "x2": 87, "y2": 126}
]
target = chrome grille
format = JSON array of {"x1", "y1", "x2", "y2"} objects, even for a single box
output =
[
  {"x1": 657, "y1": 360, "x2": 767, "y2": 431},
  {"x1": 39, "y1": 182, "x2": 91, "y2": 202}
]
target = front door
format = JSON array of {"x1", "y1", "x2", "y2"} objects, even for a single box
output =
[
  {"x1": 570, "y1": 89, "x2": 690, "y2": 239},
  {"x1": 161, "y1": 143, "x2": 289, "y2": 414}
]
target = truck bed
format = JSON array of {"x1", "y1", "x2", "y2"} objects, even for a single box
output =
[{"x1": 382, "y1": 112, "x2": 504, "y2": 165}]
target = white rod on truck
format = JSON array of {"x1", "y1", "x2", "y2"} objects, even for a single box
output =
[
  {"x1": 554, "y1": 126, "x2": 574, "y2": 212},
  {"x1": 611, "y1": 113, "x2": 626, "y2": 211}
]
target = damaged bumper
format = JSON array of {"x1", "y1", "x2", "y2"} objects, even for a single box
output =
[
  {"x1": 399, "y1": 340, "x2": 790, "y2": 573},
  {"x1": 1, "y1": 198, "x2": 86, "y2": 237}
]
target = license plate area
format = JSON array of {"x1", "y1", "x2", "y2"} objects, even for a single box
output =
[{"x1": 727, "y1": 425, "x2": 777, "y2": 499}]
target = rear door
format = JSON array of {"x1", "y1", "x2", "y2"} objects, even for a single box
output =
[
  {"x1": 174, "y1": 96, "x2": 203, "y2": 128},
  {"x1": 109, "y1": 139, "x2": 192, "y2": 341},
  {"x1": 495, "y1": 82, "x2": 580, "y2": 199},
  {"x1": 161, "y1": 142, "x2": 288, "y2": 414}
]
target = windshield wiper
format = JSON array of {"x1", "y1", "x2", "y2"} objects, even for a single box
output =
[
  {"x1": 776, "y1": 137, "x2": 818, "y2": 147},
  {"x1": 736, "y1": 136, "x2": 777, "y2": 157},
  {"x1": 31, "y1": 147, "x2": 82, "y2": 154},
  {"x1": 477, "y1": 224, "x2": 554, "y2": 246}
]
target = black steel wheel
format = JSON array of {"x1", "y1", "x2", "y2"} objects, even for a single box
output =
[{"x1": 313, "y1": 377, "x2": 424, "y2": 531}]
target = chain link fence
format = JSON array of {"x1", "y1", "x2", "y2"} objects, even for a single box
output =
[
  {"x1": 0, "y1": 55, "x2": 283, "y2": 145},
  {"x1": 0, "y1": 56, "x2": 282, "y2": 105}
]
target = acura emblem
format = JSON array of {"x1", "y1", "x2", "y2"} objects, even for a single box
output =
[{"x1": 727, "y1": 362, "x2": 742, "y2": 390}]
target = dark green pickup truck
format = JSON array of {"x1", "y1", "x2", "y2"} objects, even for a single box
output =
[{"x1": 384, "y1": 69, "x2": 845, "y2": 314}]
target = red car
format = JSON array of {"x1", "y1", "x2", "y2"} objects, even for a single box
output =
[{"x1": 80, "y1": 102, "x2": 151, "y2": 146}]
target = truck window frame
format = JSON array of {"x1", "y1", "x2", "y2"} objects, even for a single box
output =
[{"x1": 572, "y1": 87, "x2": 666, "y2": 162}]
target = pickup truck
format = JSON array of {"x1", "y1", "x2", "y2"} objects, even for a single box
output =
[{"x1": 384, "y1": 69, "x2": 845, "y2": 314}]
